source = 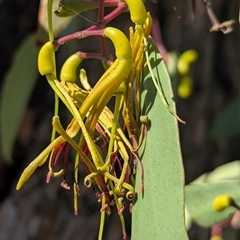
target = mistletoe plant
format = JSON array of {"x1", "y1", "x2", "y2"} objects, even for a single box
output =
[{"x1": 15, "y1": 0, "x2": 188, "y2": 239}]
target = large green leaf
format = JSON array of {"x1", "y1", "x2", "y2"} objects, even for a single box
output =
[
  {"x1": 0, "y1": 34, "x2": 38, "y2": 162},
  {"x1": 131, "y1": 38, "x2": 188, "y2": 239},
  {"x1": 185, "y1": 180, "x2": 240, "y2": 228},
  {"x1": 191, "y1": 160, "x2": 240, "y2": 184},
  {"x1": 185, "y1": 160, "x2": 240, "y2": 229},
  {"x1": 210, "y1": 96, "x2": 240, "y2": 139},
  {"x1": 39, "y1": 0, "x2": 74, "y2": 36}
]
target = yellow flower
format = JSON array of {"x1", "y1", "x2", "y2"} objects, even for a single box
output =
[{"x1": 17, "y1": 1, "x2": 152, "y2": 239}]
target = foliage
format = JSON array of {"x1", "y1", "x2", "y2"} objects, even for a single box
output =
[
  {"x1": 0, "y1": 34, "x2": 38, "y2": 162},
  {"x1": 132, "y1": 37, "x2": 187, "y2": 240},
  {"x1": 210, "y1": 96, "x2": 240, "y2": 139},
  {"x1": 185, "y1": 161, "x2": 240, "y2": 239}
]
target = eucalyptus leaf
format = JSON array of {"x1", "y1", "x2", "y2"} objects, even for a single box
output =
[
  {"x1": 185, "y1": 160, "x2": 240, "y2": 230},
  {"x1": 132, "y1": 38, "x2": 188, "y2": 240},
  {"x1": 185, "y1": 181, "x2": 240, "y2": 228},
  {"x1": 190, "y1": 160, "x2": 240, "y2": 184},
  {"x1": 210, "y1": 96, "x2": 240, "y2": 139},
  {"x1": 54, "y1": 0, "x2": 99, "y2": 17},
  {"x1": 38, "y1": 0, "x2": 74, "y2": 35},
  {"x1": 0, "y1": 34, "x2": 38, "y2": 162}
]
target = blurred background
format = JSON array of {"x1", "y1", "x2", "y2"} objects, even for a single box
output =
[{"x1": 0, "y1": 0, "x2": 239, "y2": 239}]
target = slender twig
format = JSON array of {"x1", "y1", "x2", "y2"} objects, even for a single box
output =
[
  {"x1": 203, "y1": 0, "x2": 236, "y2": 34},
  {"x1": 148, "y1": 2, "x2": 169, "y2": 62},
  {"x1": 53, "y1": 30, "x2": 104, "y2": 47},
  {"x1": 98, "y1": 0, "x2": 105, "y2": 24},
  {"x1": 151, "y1": 17, "x2": 169, "y2": 62},
  {"x1": 98, "y1": 0, "x2": 109, "y2": 60}
]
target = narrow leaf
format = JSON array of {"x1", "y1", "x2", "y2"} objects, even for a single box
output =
[
  {"x1": 0, "y1": 33, "x2": 38, "y2": 162},
  {"x1": 132, "y1": 38, "x2": 188, "y2": 239},
  {"x1": 190, "y1": 160, "x2": 240, "y2": 184},
  {"x1": 185, "y1": 180, "x2": 240, "y2": 227},
  {"x1": 38, "y1": 0, "x2": 74, "y2": 36},
  {"x1": 185, "y1": 160, "x2": 240, "y2": 229},
  {"x1": 210, "y1": 96, "x2": 240, "y2": 139}
]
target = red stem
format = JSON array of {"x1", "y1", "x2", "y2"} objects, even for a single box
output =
[
  {"x1": 98, "y1": 0, "x2": 105, "y2": 24},
  {"x1": 98, "y1": 0, "x2": 109, "y2": 60},
  {"x1": 151, "y1": 17, "x2": 169, "y2": 62},
  {"x1": 63, "y1": 143, "x2": 71, "y2": 175},
  {"x1": 53, "y1": 3, "x2": 127, "y2": 48},
  {"x1": 211, "y1": 217, "x2": 232, "y2": 237},
  {"x1": 53, "y1": 29, "x2": 104, "y2": 47}
]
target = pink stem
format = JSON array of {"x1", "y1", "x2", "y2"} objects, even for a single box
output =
[
  {"x1": 211, "y1": 217, "x2": 232, "y2": 237},
  {"x1": 97, "y1": 0, "x2": 109, "y2": 60},
  {"x1": 75, "y1": 51, "x2": 103, "y2": 60},
  {"x1": 63, "y1": 142, "x2": 71, "y2": 175},
  {"x1": 53, "y1": 3, "x2": 127, "y2": 47},
  {"x1": 98, "y1": 0, "x2": 105, "y2": 23},
  {"x1": 53, "y1": 142, "x2": 66, "y2": 165},
  {"x1": 151, "y1": 17, "x2": 169, "y2": 62},
  {"x1": 53, "y1": 29, "x2": 104, "y2": 47}
]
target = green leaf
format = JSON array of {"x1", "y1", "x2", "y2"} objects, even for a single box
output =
[
  {"x1": 131, "y1": 38, "x2": 188, "y2": 239},
  {"x1": 38, "y1": 0, "x2": 74, "y2": 37},
  {"x1": 0, "y1": 33, "x2": 38, "y2": 163},
  {"x1": 210, "y1": 96, "x2": 240, "y2": 139},
  {"x1": 190, "y1": 160, "x2": 240, "y2": 184},
  {"x1": 54, "y1": 0, "x2": 99, "y2": 17},
  {"x1": 185, "y1": 180, "x2": 240, "y2": 228},
  {"x1": 185, "y1": 161, "x2": 240, "y2": 229}
]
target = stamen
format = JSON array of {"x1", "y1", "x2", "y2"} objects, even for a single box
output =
[{"x1": 61, "y1": 180, "x2": 70, "y2": 190}]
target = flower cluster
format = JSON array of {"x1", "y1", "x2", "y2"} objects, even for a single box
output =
[{"x1": 16, "y1": 0, "x2": 152, "y2": 239}]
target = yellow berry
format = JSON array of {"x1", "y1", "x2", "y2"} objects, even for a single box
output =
[
  {"x1": 212, "y1": 195, "x2": 234, "y2": 212},
  {"x1": 177, "y1": 49, "x2": 198, "y2": 76},
  {"x1": 177, "y1": 61, "x2": 189, "y2": 76},
  {"x1": 177, "y1": 76, "x2": 193, "y2": 99},
  {"x1": 180, "y1": 50, "x2": 198, "y2": 63}
]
